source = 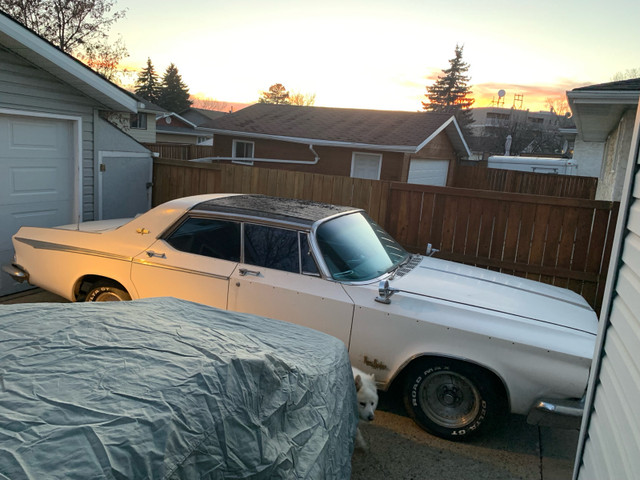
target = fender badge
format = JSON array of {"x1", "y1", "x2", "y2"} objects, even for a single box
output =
[
  {"x1": 363, "y1": 356, "x2": 388, "y2": 370},
  {"x1": 136, "y1": 228, "x2": 150, "y2": 235}
]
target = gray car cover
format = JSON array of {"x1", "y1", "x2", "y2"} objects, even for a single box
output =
[{"x1": 0, "y1": 298, "x2": 357, "y2": 479}]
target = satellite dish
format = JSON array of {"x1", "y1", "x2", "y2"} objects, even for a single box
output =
[{"x1": 498, "y1": 89, "x2": 506, "y2": 98}]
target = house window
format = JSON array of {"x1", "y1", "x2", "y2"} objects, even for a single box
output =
[
  {"x1": 351, "y1": 152, "x2": 382, "y2": 180},
  {"x1": 232, "y1": 140, "x2": 255, "y2": 165},
  {"x1": 130, "y1": 113, "x2": 147, "y2": 130}
]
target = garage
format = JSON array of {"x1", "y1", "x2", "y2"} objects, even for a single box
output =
[
  {"x1": 0, "y1": 113, "x2": 76, "y2": 296},
  {"x1": 407, "y1": 158, "x2": 450, "y2": 186}
]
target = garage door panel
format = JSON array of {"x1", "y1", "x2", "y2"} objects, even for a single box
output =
[
  {"x1": 0, "y1": 113, "x2": 75, "y2": 296},
  {"x1": 5, "y1": 164, "x2": 72, "y2": 204},
  {"x1": 2, "y1": 118, "x2": 72, "y2": 157}
]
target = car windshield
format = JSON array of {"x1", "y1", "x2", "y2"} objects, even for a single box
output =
[{"x1": 315, "y1": 212, "x2": 409, "y2": 281}]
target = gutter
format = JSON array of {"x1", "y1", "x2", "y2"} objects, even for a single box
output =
[
  {"x1": 190, "y1": 144, "x2": 320, "y2": 165},
  {"x1": 567, "y1": 90, "x2": 640, "y2": 106}
]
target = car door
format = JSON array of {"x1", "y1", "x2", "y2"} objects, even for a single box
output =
[
  {"x1": 227, "y1": 223, "x2": 355, "y2": 346},
  {"x1": 130, "y1": 216, "x2": 239, "y2": 308}
]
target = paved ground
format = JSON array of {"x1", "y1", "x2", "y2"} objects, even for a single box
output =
[{"x1": 2, "y1": 288, "x2": 580, "y2": 479}]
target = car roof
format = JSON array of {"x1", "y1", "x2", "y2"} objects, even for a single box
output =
[{"x1": 190, "y1": 194, "x2": 359, "y2": 226}]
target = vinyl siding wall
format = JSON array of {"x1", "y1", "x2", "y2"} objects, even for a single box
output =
[
  {"x1": 0, "y1": 46, "x2": 99, "y2": 220},
  {"x1": 576, "y1": 107, "x2": 640, "y2": 479}
]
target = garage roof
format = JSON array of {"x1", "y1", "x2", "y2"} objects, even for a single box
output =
[
  {"x1": 204, "y1": 103, "x2": 472, "y2": 157},
  {"x1": 567, "y1": 78, "x2": 640, "y2": 142},
  {"x1": 0, "y1": 11, "x2": 138, "y2": 113}
]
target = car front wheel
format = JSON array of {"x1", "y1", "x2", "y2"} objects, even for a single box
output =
[
  {"x1": 85, "y1": 282, "x2": 131, "y2": 302},
  {"x1": 403, "y1": 358, "x2": 505, "y2": 440}
]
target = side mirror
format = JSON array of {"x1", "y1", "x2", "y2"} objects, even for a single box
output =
[
  {"x1": 375, "y1": 279, "x2": 398, "y2": 304},
  {"x1": 426, "y1": 243, "x2": 439, "y2": 257}
]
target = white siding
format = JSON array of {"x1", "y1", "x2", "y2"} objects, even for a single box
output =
[
  {"x1": 576, "y1": 107, "x2": 640, "y2": 479},
  {"x1": 0, "y1": 47, "x2": 97, "y2": 220}
]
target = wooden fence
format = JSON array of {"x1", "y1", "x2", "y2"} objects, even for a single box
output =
[
  {"x1": 452, "y1": 165, "x2": 598, "y2": 199},
  {"x1": 153, "y1": 158, "x2": 618, "y2": 312},
  {"x1": 143, "y1": 143, "x2": 215, "y2": 160}
]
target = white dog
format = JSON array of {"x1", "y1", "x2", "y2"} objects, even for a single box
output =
[{"x1": 352, "y1": 367, "x2": 378, "y2": 450}]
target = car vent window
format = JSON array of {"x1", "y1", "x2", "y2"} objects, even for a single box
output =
[
  {"x1": 243, "y1": 224, "x2": 300, "y2": 273},
  {"x1": 300, "y1": 233, "x2": 319, "y2": 276},
  {"x1": 166, "y1": 217, "x2": 240, "y2": 261}
]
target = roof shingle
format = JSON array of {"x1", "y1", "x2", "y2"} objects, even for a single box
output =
[{"x1": 204, "y1": 104, "x2": 455, "y2": 148}]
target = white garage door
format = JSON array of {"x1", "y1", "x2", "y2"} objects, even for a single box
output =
[
  {"x1": 407, "y1": 159, "x2": 449, "y2": 186},
  {"x1": 0, "y1": 114, "x2": 75, "y2": 296}
]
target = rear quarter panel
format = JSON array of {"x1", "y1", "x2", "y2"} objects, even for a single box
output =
[{"x1": 11, "y1": 199, "x2": 193, "y2": 300}]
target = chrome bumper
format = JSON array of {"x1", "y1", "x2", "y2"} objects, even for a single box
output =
[
  {"x1": 526, "y1": 397, "x2": 584, "y2": 429},
  {"x1": 2, "y1": 263, "x2": 29, "y2": 283}
]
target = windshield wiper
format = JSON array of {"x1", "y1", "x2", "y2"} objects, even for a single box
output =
[{"x1": 385, "y1": 254, "x2": 412, "y2": 279}]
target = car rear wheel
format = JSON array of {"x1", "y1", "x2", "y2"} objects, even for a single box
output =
[
  {"x1": 85, "y1": 282, "x2": 131, "y2": 302},
  {"x1": 403, "y1": 358, "x2": 505, "y2": 440}
]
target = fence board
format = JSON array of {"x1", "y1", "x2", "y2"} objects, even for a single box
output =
[
  {"x1": 151, "y1": 159, "x2": 618, "y2": 312},
  {"x1": 453, "y1": 165, "x2": 598, "y2": 199}
]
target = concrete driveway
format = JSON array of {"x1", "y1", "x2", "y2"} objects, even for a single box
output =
[{"x1": 2, "y1": 288, "x2": 579, "y2": 479}]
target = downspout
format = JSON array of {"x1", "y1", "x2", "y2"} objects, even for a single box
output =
[{"x1": 191, "y1": 144, "x2": 320, "y2": 165}]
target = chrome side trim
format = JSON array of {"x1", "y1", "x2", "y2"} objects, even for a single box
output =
[
  {"x1": 15, "y1": 237, "x2": 132, "y2": 262},
  {"x1": 131, "y1": 258, "x2": 231, "y2": 281}
]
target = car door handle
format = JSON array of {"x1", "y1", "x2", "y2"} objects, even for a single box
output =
[
  {"x1": 146, "y1": 250, "x2": 166, "y2": 259},
  {"x1": 239, "y1": 268, "x2": 261, "y2": 277}
]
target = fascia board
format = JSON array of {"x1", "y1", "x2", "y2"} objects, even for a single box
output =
[
  {"x1": 0, "y1": 15, "x2": 137, "y2": 113},
  {"x1": 567, "y1": 90, "x2": 640, "y2": 106},
  {"x1": 170, "y1": 113, "x2": 199, "y2": 129},
  {"x1": 208, "y1": 128, "x2": 418, "y2": 153},
  {"x1": 414, "y1": 116, "x2": 472, "y2": 158}
]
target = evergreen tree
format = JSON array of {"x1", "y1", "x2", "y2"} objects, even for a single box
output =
[
  {"x1": 423, "y1": 45, "x2": 475, "y2": 135},
  {"x1": 134, "y1": 58, "x2": 160, "y2": 103},
  {"x1": 258, "y1": 83, "x2": 291, "y2": 104},
  {"x1": 158, "y1": 63, "x2": 192, "y2": 112}
]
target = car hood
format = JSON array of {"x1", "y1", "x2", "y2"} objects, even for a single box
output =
[{"x1": 391, "y1": 256, "x2": 598, "y2": 335}]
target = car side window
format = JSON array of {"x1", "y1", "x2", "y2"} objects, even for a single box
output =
[
  {"x1": 243, "y1": 224, "x2": 303, "y2": 273},
  {"x1": 166, "y1": 217, "x2": 240, "y2": 261}
]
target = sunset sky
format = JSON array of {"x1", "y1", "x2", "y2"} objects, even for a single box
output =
[{"x1": 113, "y1": 0, "x2": 639, "y2": 113}]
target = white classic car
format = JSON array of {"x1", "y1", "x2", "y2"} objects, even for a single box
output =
[{"x1": 3, "y1": 193, "x2": 598, "y2": 440}]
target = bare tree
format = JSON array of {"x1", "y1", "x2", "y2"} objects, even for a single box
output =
[
  {"x1": 611, "y1": 68, "x2": 640, "y2": 81},
  {"x1": 1, "y1": 0, "x2": 128, "y2": 80},
  {"x1": 75, "y1": 35, "x2": 128, "y2": 82},
  {"x1": 545, "y1": 97, "x2": 570, "y2": 117},
  {"x1": 289, "y1": 91, "x2": 316, "y2": 106}
]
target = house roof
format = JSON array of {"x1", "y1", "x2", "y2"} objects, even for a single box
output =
[
  {"x1": 132, "y1": 94, "x2": 166, "y2": 114},
  {"x1": 0, "y1": 11, "x2": 138, "y2": 113},
  {"x1": 573, "y1": 78, "x2": 640, "y2": 92},
  {"x1": 156, "y1": 112, "x2": 213, "y2": 139},
  {"x1": 567, "y1": 78, "x2": 640, "y2": 142},
  {"x1": 181, "y1": 108, "x2": 227, "y2": 126},
  {"x1": 204, "y1": 104, "x2": 471, "y2": 157}
]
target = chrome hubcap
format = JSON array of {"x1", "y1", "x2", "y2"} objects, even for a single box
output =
[{"x1": 418, "y1": 370, "x2": 480, "y2": 428}]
